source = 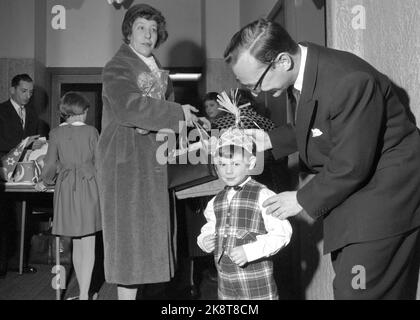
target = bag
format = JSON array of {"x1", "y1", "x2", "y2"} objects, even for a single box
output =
[
  {"x1": 29, "y1": 232, "x2": 72, "y2": 265},
  {"x1": 167, "y1": 120, "x2": 218, "y2": 191},
  {"x1": 0, "y1": 135, "x2": 39, "y2": 182},
  {"x1": 168, "y1": 147, "x2": 218, "y2": 191}
]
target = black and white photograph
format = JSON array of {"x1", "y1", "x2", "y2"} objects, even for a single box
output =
[{"x1": 0, "y1": 0, "x2": 420, "y2": 309}]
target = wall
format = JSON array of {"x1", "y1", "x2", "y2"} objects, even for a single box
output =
[
  {"x1": 240, "y1": 0, "x2": 278, "y2": 26},
  {"x1": 46, "y1": 0, "x2": 202, "y2": 68},
  {"x1": 0, "y1": 0, "x2": 35, "y2": 59},
  {"x1": 0, "y1": 0, "x2": 48, "y2": 121},
  {"x1": 202, "y1": 0, "x2": 241, "y2": 93},
  {"x1": 327, "y1": 0, "x2": 420, "y2": 125}
]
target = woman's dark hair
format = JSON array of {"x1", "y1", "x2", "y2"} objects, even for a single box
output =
[
  {"x1": 202, "y1": 92, "x2": 219, "y2": 104},
  {"x1": 59, "y1": 92, "x2": 90, "y2": 120},
  {"x1": 122, "y1": 3, "x2": 168, "y2": 48},
  {"x1": 224, "y1": 18, "x2": 298, "y2": 66}
]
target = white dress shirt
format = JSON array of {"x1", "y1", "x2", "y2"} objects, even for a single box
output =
[
  {"x1": 294, "y1": 44, "x2": 308, "y2": 93},
  {"x1": 197, "y1": 178, "x2": 293, "y2": 263}
]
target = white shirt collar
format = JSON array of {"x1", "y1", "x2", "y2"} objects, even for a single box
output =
[
  {"x1": 59, "y1": 121, "x2": 86, "y2": 127},
  {"x1": 129, "y1": 45, "x2": 159, "y2": 72},
  {"x1": 10, "y1": 98, "x2": 25, "y2": 113},
  {"x1": 294, "y1": 44, "x2": 308, "y2": 92}
]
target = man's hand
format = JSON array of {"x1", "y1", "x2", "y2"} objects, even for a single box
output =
[
  {"x1": 244, "y1": 129, "x2": 272, "y2": 152},
  {"x1": 202, "y1": 234, "x2": 216, "y2": 253},
  {"x1": 32, "y1": 139, "x2": 46, "y2": 150},
  {"x1": 229, "y1": 246, "x2": 248, "y2": 267},
  {"x1": 263, "y1": 191, "x2": 303, "y2": 220}
]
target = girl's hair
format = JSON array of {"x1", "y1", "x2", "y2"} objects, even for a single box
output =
[
  {"x1": 59, "y1": 92, "x2": 90, "y2": 120},
  {"x1": 122, "y1": 3, "x2": 168, "y2": 48}
]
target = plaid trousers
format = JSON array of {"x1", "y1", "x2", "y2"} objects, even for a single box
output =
[{"x1": 216, "y1": 255, "x2": 278, "y2": 300}]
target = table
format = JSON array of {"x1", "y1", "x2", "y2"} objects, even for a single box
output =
[
  {"x1": 1, "y1": 183, "x2": 54, "y2": 275},
  {"x1": 175, "y1": 178, "x2": 225, "y2": 200}
]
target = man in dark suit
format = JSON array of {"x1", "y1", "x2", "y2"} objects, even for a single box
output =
[
  {"x1": 224, "y1": 19, "x2": 420, "y2": 299},
  {"x1": 0, "y1": 74, "x2": 41, "y2": 278}
]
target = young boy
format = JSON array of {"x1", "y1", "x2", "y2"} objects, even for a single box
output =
[{"x1": 197, "y1": 129, "x2": 292, "y2": 300}]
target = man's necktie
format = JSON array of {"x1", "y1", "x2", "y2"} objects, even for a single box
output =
[
  {"x1": 287, "y1": 87, "x2": 301, "y2": 126},
  {"x1": 19, "y1": 106, "x2": 25, "y2": 129}
]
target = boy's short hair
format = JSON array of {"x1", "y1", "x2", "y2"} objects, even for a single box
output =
[
  {"x1": 216, "y1": 143, "x2": 256, "y2": 160},
  {"x1": 59, "y1": 92, "x2": 90, "y2": 120}
]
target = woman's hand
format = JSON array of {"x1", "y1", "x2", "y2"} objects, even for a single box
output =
[
  {"x1": 181, "y1": 104, "x2": 199, "y2": 127},
  {"x1": 198, "y1": 117, "x2": 211, "y2": 131},
  {"x1": 136, "y1": 128, "x2": 150, "y2": 135}
]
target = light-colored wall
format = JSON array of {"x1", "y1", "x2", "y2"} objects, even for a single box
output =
[
  {"x1": 0, "y1": 0, "x2": 35, "y2": 59},
  {"x1": 203, "y1": 0, "x2": 240, "y2": 60},
  {"x1": 46, "y1": 0, "x2": 202, "y2": 68},
  {"x1": 327, "y1": 0, "x2": 420, "y2": 125},
  {"x1": 240, "y1": 0, "x2": 278, "y2": 26},
  {"x1": 284, "y1": 0, "x2": 326, "y2": 45},
  {"x1": 202, "y1": 0, "x2": 241, "y2": 93}
]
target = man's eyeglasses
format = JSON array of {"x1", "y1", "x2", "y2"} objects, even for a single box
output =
[{"x1": 251, "y1": 59, "x2": 275, "y2": 93}]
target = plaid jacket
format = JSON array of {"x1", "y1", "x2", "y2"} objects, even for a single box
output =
[{"x1": 214, "y1": 179, "x2": 267, "y2": 262}]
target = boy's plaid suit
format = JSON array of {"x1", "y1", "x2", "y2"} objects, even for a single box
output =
[{"x1": 213, "y1": 179, "x2": 278, "y2": 300}]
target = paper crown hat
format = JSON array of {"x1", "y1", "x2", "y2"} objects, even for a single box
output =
[
  {"x1": 215, "y1": 127, "x2": 255, "y2": 156},
  {"x1": 212, "y1": 89, "x2": 256, "y2": 156}
]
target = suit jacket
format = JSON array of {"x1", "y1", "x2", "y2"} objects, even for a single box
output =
[
  {"x1": 269, "y1": 43, "x2": 420, "y2": 253},
  {"x1": 0, "y1": 100, "x2": 40, "y2": 158}
]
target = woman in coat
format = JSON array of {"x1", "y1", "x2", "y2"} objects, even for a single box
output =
[{"x1": 97, "y1": 3, "x2": 206, "y2": 300}]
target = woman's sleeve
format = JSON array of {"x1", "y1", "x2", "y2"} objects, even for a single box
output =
[
  {"x1": 40, "y1": 130, "x2": 59, "y2": 185},
  {"x1": 102, "y1": 59, "x2": 185, "y2": 132},
  {"x1": 90, "y1": 127, "x2": 99, "y2": 165}
]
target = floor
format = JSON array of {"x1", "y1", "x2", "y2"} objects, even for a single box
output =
[{"x1": 0, "y1": 257, "x2": 218, "y2": 300}]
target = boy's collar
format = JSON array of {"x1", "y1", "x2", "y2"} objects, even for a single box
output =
[{"x1": 224, "y1": 177, "x2": 251, "y2": 191}]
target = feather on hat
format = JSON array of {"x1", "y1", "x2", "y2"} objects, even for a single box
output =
[{"x1": 213, "y1": 89, "x2": 256, "y2": 155}]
